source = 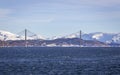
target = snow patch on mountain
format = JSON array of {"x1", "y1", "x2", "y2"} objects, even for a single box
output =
[
  {"x1": 62, "y1": 32, "x2": 120, "y2": 44},
  {"x1": 0, "y1": 30, "x2": 18, "y2": 40},
  {"x1": 0, "y1": 30, "x2": 45, "y2": 40},
  {"x1": 112, "y1": 33, "x2": 120, "y2": 43},
  {"x1": 92, "y1": 33, "x2": 103, "y2": 40}
]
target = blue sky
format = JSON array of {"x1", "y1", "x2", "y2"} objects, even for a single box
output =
[{"x1": 0, "y1": 0, "x2": 120, "y2": 37}]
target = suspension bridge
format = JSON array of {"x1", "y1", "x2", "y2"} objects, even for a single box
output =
[{"x1": 17, "y1": 29, "x2": 83, "y2": 47}]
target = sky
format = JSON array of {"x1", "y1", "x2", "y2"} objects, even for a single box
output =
[{"x1": 0, "y1": 0, "x2": 120, "y2": 38}]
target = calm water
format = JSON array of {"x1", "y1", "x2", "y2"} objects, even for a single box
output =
[{"x1": 0, "y1": 47, "x2": 120, "y2": 75}]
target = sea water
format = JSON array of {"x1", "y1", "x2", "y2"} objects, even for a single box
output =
[{"x1": 0, "y1": 47, "x2": 120, "y2": 75}]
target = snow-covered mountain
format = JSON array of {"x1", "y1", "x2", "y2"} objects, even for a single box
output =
[
  {"x1": 0, "y1": 30, "x2": 120, "y2": 44},
  {"x1": 0, "y1": 30, "x2": 19, "y2": 40},
  {"x1": 62, "y1": 32, "x2": 120, "y2": 44},
  {"x1": 0, "y1": 30, "x2": 45, "y2": 40}
]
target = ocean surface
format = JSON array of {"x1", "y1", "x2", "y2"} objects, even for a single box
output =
[{"x1": 0, "y1": 47, "x2": 120, "y2": 75}]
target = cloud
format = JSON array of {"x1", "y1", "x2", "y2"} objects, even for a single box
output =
[
  {"x1": 66, "y1": 0, "x2": 120, "y2": 7},
  {"x1": 16, "y1": 18, "x2": 54, "y2": 23},
  {"x1": 0, "y1": 0, "x2": 120, "y2": 26},
  {"x1": 0, "y1": 8, "x2": 12, "y2": 18},
  {"x1": 4, "y1": 17, "x2": 54, "y2": 26},
  {"x1": 80, "y1": 0, "x2": 120, "y2": 6}
]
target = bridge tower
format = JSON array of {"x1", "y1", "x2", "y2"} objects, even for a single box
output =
[
  {"x1": 17, "y1": 29, "x2": 39, "y2": 47},
  {"x1": 25, "y1": 29, "x2": 27, "y2": 47},
  {"x1": 80, "y1": 30, "x2": 82, "y2": 47}
]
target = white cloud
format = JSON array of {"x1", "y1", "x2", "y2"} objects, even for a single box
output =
[
  {"x1": 90, "y1": 0, "x2": 120, "y2": 7},
  {"x1": 66, "y1": 0, "x2": 120, "y2": 7},
  {"x1": 4, "y1": 17, "x2": 54, "y2": 25},
  {"x1": 0, "y1": 8, "x2": 12, "y2": 18},
  {"x1": 0, "y1": 0, "x2": 120, "y2": 26}
]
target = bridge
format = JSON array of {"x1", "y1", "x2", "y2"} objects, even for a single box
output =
[{"x1": 18, "y1": 29, "x2": 83, "y2": 47}]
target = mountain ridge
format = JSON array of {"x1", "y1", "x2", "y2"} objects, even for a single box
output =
[
  {"x1": 0, "y1": 30, "x2": 120, "y2": 44},
  {"x1": 61, "y1": 32, "x2": 120, "y2": 44}
]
